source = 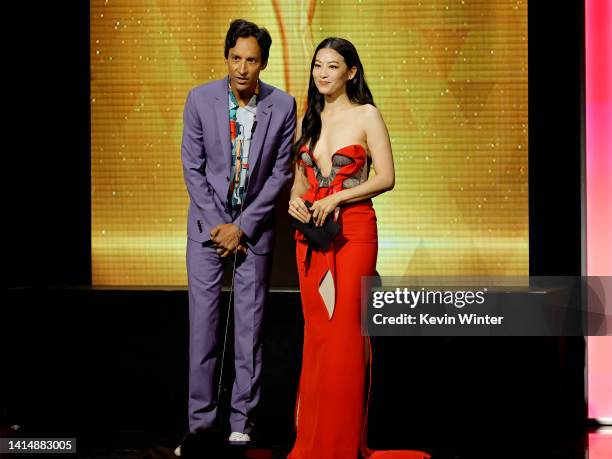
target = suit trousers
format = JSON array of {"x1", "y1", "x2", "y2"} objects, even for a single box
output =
[{"x1": 186, "y1": 237, "x2": 272, "y2": 434}]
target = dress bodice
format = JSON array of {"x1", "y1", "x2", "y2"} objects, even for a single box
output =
[
  {"x1": 298, "y1": 144, "x2": 369, "y2": 203},
  {"x1": 295, "y1": 142, "x2": 376, "y2": 247}
]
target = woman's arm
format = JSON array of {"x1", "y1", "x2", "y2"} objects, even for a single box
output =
[
  {"x1": 337, "y1": 105, "x2": 394, "y2": 204},
  {"x1": 288, "y1": 116, "x2": 312, "y2": 223},
  {"x1": 310, "y1": 105, "x2": 395, "y2": 226},
  {"x1": 290, "y1": 161, "x2": 310, "y2": 200}
]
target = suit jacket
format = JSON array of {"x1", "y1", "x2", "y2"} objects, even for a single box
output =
[{"x1": 181, "y1": 78, "x2": 296, "y2": 254}]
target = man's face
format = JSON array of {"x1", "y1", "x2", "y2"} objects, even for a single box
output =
[{"x1": 226, "y1": 36, "x2": 266, "y2": 94}]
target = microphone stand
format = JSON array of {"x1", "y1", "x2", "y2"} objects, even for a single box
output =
[{"x1": 216, "y1": 118, "x2": 257, "y2": 436}]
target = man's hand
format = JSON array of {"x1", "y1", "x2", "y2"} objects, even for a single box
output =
[
  {"x1": 236, "y1": 243, "x2": 248, "y2": 256},
  {"x1": 210, "y1": 224, "x2": 243, "y2": 258}
]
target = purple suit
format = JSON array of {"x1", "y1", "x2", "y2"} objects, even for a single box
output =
[{"x1": 181, "y1": 77, "x2": 296, "y2": 434}]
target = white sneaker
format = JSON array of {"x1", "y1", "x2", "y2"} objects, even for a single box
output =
[{"x1": 228, "y1": 432, "x2": 250, "y2": 443}]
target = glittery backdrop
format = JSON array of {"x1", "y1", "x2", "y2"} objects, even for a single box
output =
[{"x1": 91, "y1": 0, "x2": 528, "y2": 286}]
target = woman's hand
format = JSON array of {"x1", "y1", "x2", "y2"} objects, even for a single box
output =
[
  {"x1": 310, "y1": 194, "x2": 340, "y2": 227},
  {"x1": 288, "y1": 197, "x2": 312, "y2": 223}
]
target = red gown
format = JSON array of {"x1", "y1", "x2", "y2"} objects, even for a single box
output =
[{"x1": 289, "y1": 144, "x2": 429, "y2": 459}]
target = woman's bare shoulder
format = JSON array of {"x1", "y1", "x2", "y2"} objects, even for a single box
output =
[
  {"x1": 353, "y1": 104, "x2": 383, "y2": 133},
  {"x1": 358, "y1": 103, "x2": 381, "y2": 118}
]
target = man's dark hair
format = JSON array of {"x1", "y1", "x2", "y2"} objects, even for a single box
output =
[{"x1": 224, "y1": 19, "x2": 272, "y2": 65}]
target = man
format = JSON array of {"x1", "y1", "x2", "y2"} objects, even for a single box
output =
[{"x1": 178, "y1": 18, "x2": 296, "y2": 453}]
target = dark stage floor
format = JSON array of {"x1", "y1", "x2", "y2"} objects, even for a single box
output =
[
  {"x1": 4, "y1": 288, "x2": 605, "y2": 458},
  {"x1": 2, "y1": 426, "x2": 609, "y2": 459}
]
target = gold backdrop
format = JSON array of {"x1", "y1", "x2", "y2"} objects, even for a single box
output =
[{"x1": 91, "y1": 0, "x2": 528, "y2": 286}]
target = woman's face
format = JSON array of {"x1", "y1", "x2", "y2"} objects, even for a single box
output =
[{"x1": 312, "y1": 47, "x2": 356, "y2": 97}]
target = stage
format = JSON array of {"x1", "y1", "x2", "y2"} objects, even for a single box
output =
[
  {"x1": 4, "y1": 0, "x2": 611, "y2": 457},
  {"x1": 5, "y1": 287, "x2": 593, "y2": 458}
]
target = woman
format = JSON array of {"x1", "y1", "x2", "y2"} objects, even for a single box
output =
[{"x1": 287, "y1": 38, "x2": 429, "y2": 459}]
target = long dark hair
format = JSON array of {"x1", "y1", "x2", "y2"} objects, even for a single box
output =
[{"x1": 295, "y1": 37, "x2": 375, "y2": 155}]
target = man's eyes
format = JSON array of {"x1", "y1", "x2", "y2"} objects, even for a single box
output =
[{"x1": 232, "y1": 56, "x2": 257, "y2": 63}]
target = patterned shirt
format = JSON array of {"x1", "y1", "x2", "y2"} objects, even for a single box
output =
[{"x1": 228, "y1": 78, "x2": 258, "y2": 207}]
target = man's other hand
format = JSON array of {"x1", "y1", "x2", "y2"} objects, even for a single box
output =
[{"x1": 210, "y1": 224, "x2": 243, "y2": 258}]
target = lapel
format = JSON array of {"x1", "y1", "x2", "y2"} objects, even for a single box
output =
[
  {"x1": 213, "y1": 84, "x2": 232, "y2": 175},
  {"x1": 248, "y1": 81, "x2": 274, "y2": 174}
]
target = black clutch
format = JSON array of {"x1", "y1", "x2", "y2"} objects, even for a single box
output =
[{"x1": 290, "y1": 200, "x2": 340, "y2": 251}]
